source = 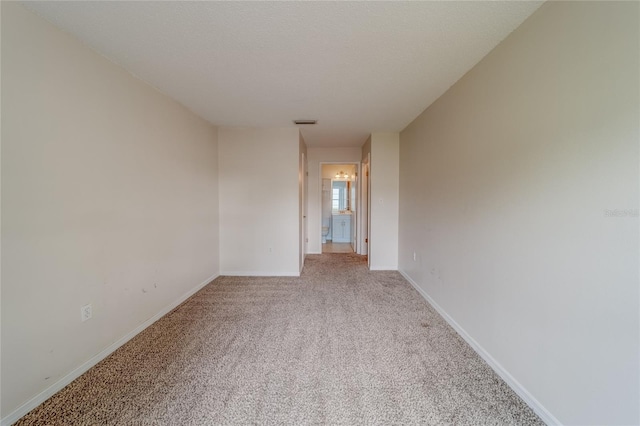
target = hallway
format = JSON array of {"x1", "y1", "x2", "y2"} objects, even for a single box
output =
[{"x1": 322, "y1": 242, "x2": 353, "y2": 254}]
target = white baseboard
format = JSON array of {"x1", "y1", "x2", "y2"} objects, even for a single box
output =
[
  {"x1": 370, "y1": 266, "x2": 398, "y2": 271},
  {"x1": 1, "y1": 273, "x2": 219, "y2": 426},
  {"x1": 220, "y1": 271, "x2": 300, "y2": 277},
  {"x1": 398, "y1": 270, "x2": 561, "y2": 426}
]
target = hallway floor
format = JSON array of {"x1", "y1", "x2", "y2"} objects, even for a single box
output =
[
  {"x1": 322, "y1": 242, "x2": 353, "y2": 253},
  {"x1": 15, "y1": 253, "x2": 542, "y2": 425}
]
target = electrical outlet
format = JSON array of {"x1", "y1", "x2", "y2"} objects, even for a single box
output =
[
  {"x1": 81, "y1": 304, "x2": 92, "y2": 322},
  {"x1": 268, "y1": 247, "x2": 273, "y2": 253}
]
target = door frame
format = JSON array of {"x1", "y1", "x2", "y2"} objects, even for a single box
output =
[
  {"x1": 360, "y1": 154, "x2": 371, "y2": 267},
  {"x1": 319, "y1": 162, "x2": 360, "y2": 253},
  {"x1": 300, "y1": 152, "x2": 307, "y2": 272}
]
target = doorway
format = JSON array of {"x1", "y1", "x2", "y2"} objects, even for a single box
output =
[
  {"x1": 361, "y1": 155, "x2": 370, "y2": 266},
  {"x1": 320, "y1": 163, "x2": 359, "y2": 254}
]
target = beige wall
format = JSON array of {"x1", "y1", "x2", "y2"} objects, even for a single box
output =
[
  {"x1": 369, "y1": 133, "x2": 399, "y2": 270},
  {"x1": 307, "y1": 148, "x2": 362, "y2": 253},
  {"x1": 398, "y1": 2, "x2": 639, "y2": 424},
  {"x1": 299, "y1": 134, "x2": 308, "y2": 272},
  {"x1": 218, "y1": 127, "x2": 301, "y2": 275},
  {"x1": 1, "y1": 3, "x2": 220, "y2": 419}
]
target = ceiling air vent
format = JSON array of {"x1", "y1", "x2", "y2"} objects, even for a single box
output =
[{"x1": 293, "y1": 120, "x2": 317, "y2": 125}]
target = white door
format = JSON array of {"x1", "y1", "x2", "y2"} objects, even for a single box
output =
[
  {"x1": 361, "y1": 160, "x2": 369, "y2": 257},
  {"x1": 300, "y1": 152, "x2": 307, "y2": 271},
  {"x1": 351, "y1": 170, "x2": 358, "y2": 252}
]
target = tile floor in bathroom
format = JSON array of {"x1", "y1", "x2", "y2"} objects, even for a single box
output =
[{"x1": 322, "y1": 242, "x2": 354, "y2": 253}]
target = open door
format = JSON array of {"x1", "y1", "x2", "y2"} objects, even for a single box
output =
[
  {"x1": 300, "y1": 152, "x2": 307, "y2": 272},
  {"x1": 360, "y1": 155, "x2": 371, "y2": 266},
  {"x1": 320, "y1": 163, "x2": 358, "y2": 254}
]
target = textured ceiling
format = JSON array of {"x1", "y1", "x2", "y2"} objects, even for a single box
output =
[{"x1": 23, "y1": 1, "x2": 542, "y2": 147}]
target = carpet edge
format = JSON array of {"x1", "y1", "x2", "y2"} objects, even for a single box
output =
[
  {"x1": 398, "y1": 270, "x2": 561, "y2": 426},
  {"x1": 1, "y1": 272, "x2": 219, "y2": 426}
]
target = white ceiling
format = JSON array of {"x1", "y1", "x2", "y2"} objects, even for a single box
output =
[{"x1": 23, "y1": 1, "x2": 542, "y2": 147}]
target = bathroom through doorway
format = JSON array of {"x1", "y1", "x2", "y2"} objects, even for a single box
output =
[{"x1": 320, "y1": 163, "x2": 358, "y2": 254}]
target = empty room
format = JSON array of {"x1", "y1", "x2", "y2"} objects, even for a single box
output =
[{"x1": 1, "y1": 1, "x2": 638, "y2": 425}]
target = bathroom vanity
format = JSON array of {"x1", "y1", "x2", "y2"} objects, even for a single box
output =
[{"x1": 331, "y1": 212, "x2": 351, "y2": 243}]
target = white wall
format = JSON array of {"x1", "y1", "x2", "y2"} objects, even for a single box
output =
[
  {"x1": 0, "y1": 3, "x2": 4, "y2": 418},
  {"x1": 398, "y1": 2, "x2": 639, "y2": 425},
  {"x1": 1, "y1": 3, "x2": 220, "y2": 419},
  {"x1": 307, "y1": 148, "x2": 362, "y2": 253},
  {"x1": 299, "y1": 134, "x2": 308, "y2": 272},
  {"x1": 368, "y1": 133, "x2": 399, "y2": 270},
  {"x1": 321, "y1": 164, "x2": 356, "y2": 180},
  {"x1": 218, "y1": 127, "x2": 301, "y2": 275}
]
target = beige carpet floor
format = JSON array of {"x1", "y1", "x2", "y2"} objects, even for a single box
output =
[
  {"x1": 16, "y1": 253, "x2": 543, "y2": 425},
  {"x1": 322, "y1": 242, "x2": 353, "y2": 253}
]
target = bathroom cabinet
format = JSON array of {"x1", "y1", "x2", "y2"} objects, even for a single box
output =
[{"x1": 332, "y1": 214, "x2": 351, "y2": 243}]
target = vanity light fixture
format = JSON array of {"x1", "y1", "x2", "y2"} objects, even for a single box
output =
[{"x1": 293, "y1": 119, "x2": 317, "y2": 125}]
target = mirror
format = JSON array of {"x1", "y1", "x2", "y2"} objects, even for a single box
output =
[{"x1": 332, "y1": 180, "x2": 351, "y2": 211}]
